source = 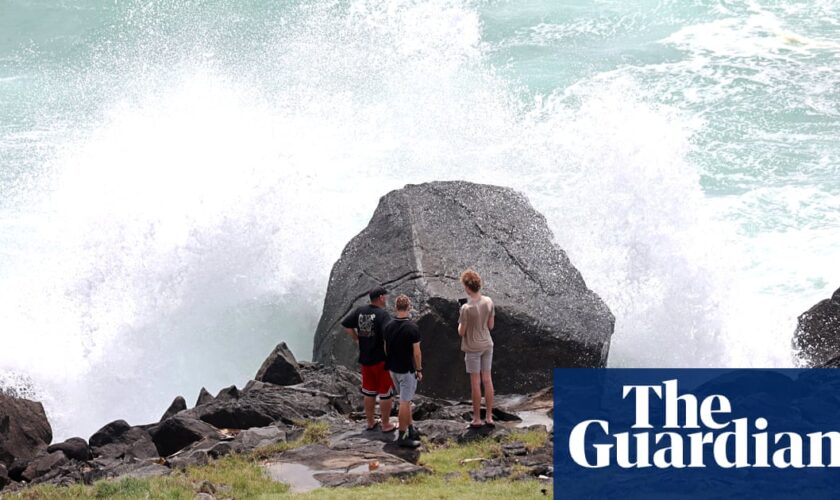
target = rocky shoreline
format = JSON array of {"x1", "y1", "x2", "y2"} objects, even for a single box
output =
[
  {"x1": 1, "y1": 181, "x2": 602, "y2": 496},
  {"x1": 0, "y1": 342, "x2": 553, "y2": 496},
  {"x1": 3, "y1": 180, "x2": 835, "y2": 497}
]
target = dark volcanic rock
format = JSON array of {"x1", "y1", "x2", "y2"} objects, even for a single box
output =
[
  {"x1": 821, "y1": 355, "x2": 840, "y2": 368},
  {"x1": 185, "y1": 380, "x2": 333, "y2": 429},
  {"x1": 0, "y1": 394, "x2": 53, "y2": 468},
  {"x1": 413, "y1": 420, "x2": 465, "y2": 444},
  {"x1": 8, "y1": 460, "x2": 28, "y2": 482},
  {"x1": 85, "y1": 458, "x2": 171, "y2": 483},
  {"x1": 0, "y1": 464, "x2": 9, "y2": 490},
  {"x1": 160, "y1": 396, "x2": 188, "y2": 422},
  {"x1": 150, "y1": 415, "x2": 224, "y2": 457},
  {"x1": 89, "y1": 420, "x2": 159, "y2": 459},
  {"x1": 215, "y1": 385, "x2": 241, "y2": 400},
  {"x1": 233, "y1": 425, "x2": 287, "y2": 450},
  {"x1": 25, "y1": 459, "x2": 84, "y2": 488},
  {"x1": 47, "y1": 437, "x2": 91, "y2": 461},
  {"x1": 167, "y1": 438, "x2": 233, "y2": 469},
  {"x1": 457, "y1": 424, "x2": 511, "y2": 444},
  {"x1": 256, "y1": 342, "x2": 304, "y2": 386},
  {"x1": 410, "y1": 395, "x2": 520, "y2": 424},
  {"x1": 21, "y1": 451, "x2": 67, "y2": 482},
  {"x1": 470, "y1": 464, "x2": 512, "y2": 482},
  {"x1": 312, "y1": 181, "x2": 614, "y2": 398},
  {"x1": 89, "y1": 420, "x2": 131, "y2": 448},
  {"x1": 299, "y1": 362, "x2": 363, "y2": 414},
  {"x1": 196, "y1": 387, "x2": 215, "y2": 407},
  {"x1": 794, "y1": 286, "x2": 840, "y2": 366}
]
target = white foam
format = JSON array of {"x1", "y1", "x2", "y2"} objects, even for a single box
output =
[{"x1": 0, "y1": 0, "x2": 834, "y2": 440}]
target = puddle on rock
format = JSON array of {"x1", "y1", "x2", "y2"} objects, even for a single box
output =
[
  {"x1": 264, "y1": 462, "x2": 325, "y2": 493},
  {"x1": 515, "y1": 410, "x2": 553, "y2": 431}
]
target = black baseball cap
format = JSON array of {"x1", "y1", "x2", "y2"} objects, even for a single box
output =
[{"x1": 369, "y1": 286, "x2": 388, "y2": 301}]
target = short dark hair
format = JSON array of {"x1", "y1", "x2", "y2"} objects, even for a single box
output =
[{"x1": 369, "y1": 286, "x2": 388, "y2": 301}]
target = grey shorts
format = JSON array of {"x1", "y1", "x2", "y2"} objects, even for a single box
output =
[
  {"x1": 390, "y1": 371, "x2": 418, "y2": 402},
  {"x1": 465, "y1": 348, "x2": 493, "y2": 374}
]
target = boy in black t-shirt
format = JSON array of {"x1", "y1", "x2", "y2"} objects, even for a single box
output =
[
  {"x1": 341, "y1": 286, "x2": 396, "y2": 432},
  {"x1": 384, "y1": 294, "x2": 422, "y2": 448}
]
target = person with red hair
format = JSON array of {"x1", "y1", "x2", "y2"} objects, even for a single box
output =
[{"x1": 458, "y1": 269, "x2": 496, "y2": 428}]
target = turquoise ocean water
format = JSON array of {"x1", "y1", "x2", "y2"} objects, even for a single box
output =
[{"x1": 0, "y1": 0, "x2": 838, "y2": 439}]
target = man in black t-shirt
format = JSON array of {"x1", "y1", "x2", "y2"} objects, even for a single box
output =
[
  {"x1": 384, "y1": 294, "x2": 422, "y2": 448},
  {"x1": 341, "y1": 286, "x2": 396, "y2": 432}
]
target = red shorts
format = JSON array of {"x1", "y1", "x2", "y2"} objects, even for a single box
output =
[{"x1": 360, "y1": 361, "x2": 395, "y2": 399}]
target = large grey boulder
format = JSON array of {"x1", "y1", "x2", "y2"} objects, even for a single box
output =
[
  {"x1": 0, "y1": 394, "x2": 52, "y2": 468},
  {"x1": 794, "y1": 286, "x2": 840, "y2": 366},
  {"x1": 312, "y1": 181, "x2": 614, "y2": 397}
]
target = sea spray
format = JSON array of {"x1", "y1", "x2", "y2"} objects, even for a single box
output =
[{"x1": 0, "y1": 0, "x2": 836, "y2": 440}]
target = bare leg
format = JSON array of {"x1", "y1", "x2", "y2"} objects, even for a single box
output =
[
  {"x1": 398, "y1": 401, "x2": 412, "y2": 432},
  {"x1": 481, "y1": 371, "x2": 495, "y2": 424},
  {"x1": 364, "y1": 396, "x2": 376, "y2": 428},
  {"x1": 380, "y1": 398, "x2": 394, "y2": 431},
  {"x1": 470, "y1": 373, "x2": 483, "y2": 425}
]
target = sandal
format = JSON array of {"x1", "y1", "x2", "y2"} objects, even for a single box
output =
[
  {"x1": 365, "y1": 421, "x2": 381, "y2": 432},
  {"x1": 381, "y1": 424, "x2": 397, "y2": 433}
]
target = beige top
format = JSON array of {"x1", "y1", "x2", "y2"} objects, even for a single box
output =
[{"x1": 459, "y1": 295, "x2": 494, "y2": 353}]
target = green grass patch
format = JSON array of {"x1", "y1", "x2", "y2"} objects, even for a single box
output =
[
  {"x1": 296, "y1": 420, "x2": 330, "y2": 446},
  {"x1": 8, "y1": 427, "x2": 552, "y2": 499}
]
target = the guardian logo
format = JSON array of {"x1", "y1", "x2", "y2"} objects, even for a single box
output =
[
  {"x1": 555, "y1": 369, "x2": 840, "y2": 499},
  {"x1": 568, "y1": 379, "x2": 840, "y2": 469}
]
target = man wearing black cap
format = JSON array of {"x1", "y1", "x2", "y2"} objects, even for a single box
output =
[{"x1": 341, "y1": 286, "x2": 396, "y2": 432}]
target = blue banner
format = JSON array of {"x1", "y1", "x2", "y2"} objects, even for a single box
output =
[{"x1": 554, "y1": 369, "x2": 840, "y2": 499}]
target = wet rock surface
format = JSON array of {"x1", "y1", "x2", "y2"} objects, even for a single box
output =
[
  {"x1": 821, "y1": 355, "x2": 840, "y2": 368},
  {"x1": 795, "y1": 286, "x2": 840, "y2": 366},
  {"x1": 312, "y1": 181, "x2": 614, "y2": 398},
  {"x1": 263, "y1": 443, "x2": 428, "y2": 493}
]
